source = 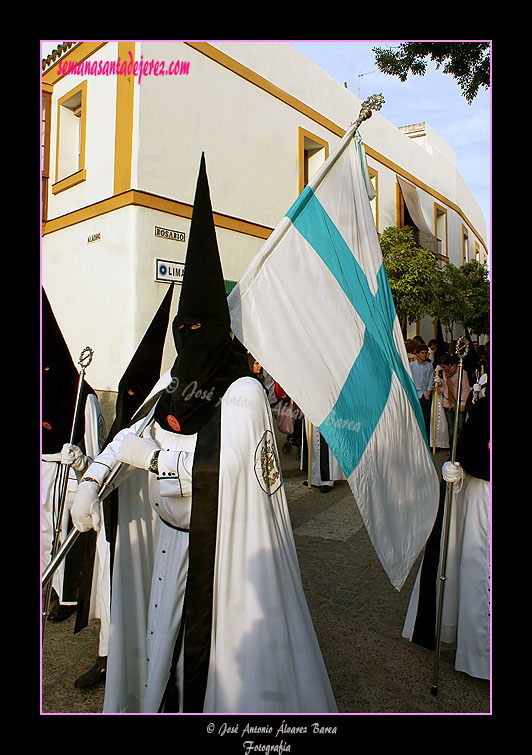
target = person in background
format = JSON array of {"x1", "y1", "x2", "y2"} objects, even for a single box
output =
[
  {"x1": 438, "y1": 353, "x2": 471, "y2": 452},
  {"x1": 409, "y1": 343, "x2": 434, "y2": 442}
]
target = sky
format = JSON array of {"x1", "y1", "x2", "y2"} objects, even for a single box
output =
[
  {"x1": 41, "y1": 40, "x2": 491, "y2": 248},
  {"x1": 289, "y1": 40, "x2": 491, "y2": 249}
]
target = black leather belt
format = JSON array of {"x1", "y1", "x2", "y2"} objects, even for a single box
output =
[{"x1": 159, "y1": 516, "x2": 190, "y2": 533}]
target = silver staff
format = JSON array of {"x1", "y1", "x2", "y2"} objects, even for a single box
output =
[
  {"x1": 42, "y1": 346, "x2": 94, "y2": 636},
  {"x1": 41, "y1": 398, "x2": 159, "y2": 589},
  {"x1": 431, "y1": 335, "x2": 469, "y2": 695}
]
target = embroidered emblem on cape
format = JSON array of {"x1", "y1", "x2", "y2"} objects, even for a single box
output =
[
  {"x1": 167, "y1": 415, "x2": 181, "y2": 432},
  {"x1": 254, "y1": 430, "x2": 282, "y2": 495},
  {"x1": 97, "y1": 412, "x2": 107, "y2": 451}
]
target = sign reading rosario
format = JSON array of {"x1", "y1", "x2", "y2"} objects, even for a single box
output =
[{"x1": 154, "y1": 226, "x2": 186, "y2": 242}]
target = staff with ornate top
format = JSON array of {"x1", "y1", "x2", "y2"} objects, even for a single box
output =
[
  {"x1": 431, "y1": 335, "x2": 469, "y2": 695},
  {"x1": 42, "y1": 346, "x2": 93, "y2": 637}
]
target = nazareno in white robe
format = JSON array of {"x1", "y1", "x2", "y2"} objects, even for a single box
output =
[
  {"x1": 42, "y1": 394, "x2": 111, "y2": 656},
  {"x1": 301, "y1": 421, "x2": 344, "y2": 487},
  {"x1": 402, "y1": 472, "x2": 490, "y2": 680},
  {"x1": 96, "y1": 372, "x2": 337, "y2": 713}
]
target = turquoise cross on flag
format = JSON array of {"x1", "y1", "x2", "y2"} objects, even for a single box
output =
[{"x1": 229, "y1": 124, "x2": 439, "y2": 590}]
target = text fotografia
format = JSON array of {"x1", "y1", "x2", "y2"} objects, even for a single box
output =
[
  {"x1": 56, "y1": 52, "x2": 190, "y2": 83},
  {"x1": 208, "y1": 720, "x2": 338, "y2": 752}
]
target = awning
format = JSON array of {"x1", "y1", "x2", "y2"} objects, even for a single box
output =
[{"x1": 397, "y1": 177, "x2": 439, "y2": 254}]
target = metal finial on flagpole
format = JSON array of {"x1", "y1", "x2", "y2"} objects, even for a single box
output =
[{"x1": 352, "y1": 94, "x2": 385, "y2": 132}]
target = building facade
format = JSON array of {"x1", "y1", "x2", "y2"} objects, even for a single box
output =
[{"x1": 41, "y1": 41, "x2": 488, "y2": 417}]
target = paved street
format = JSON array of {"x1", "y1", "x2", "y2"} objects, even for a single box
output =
[{"x1": 41, "y1": 433, "x2": 490, "y2": 715}]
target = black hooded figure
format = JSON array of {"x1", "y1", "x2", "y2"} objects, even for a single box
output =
[
  {"x1": 41, "y1": 289, "x2": 102, "y2": 625},
  {"x1": 153, "y1": 153, "x2": 250, "y2": 436},
  {"x1": 71, "y1": 153, "x2": 337, "y2": 715}
]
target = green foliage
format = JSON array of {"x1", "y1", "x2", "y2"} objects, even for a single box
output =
[
  {"x1": 380, "y1": 226, "x2": 440, "y2": 327},
  {"x1": 459, "y1": 259, "x2": 490, "y2": 335},
  {"x1": 372, "y1": 42, "x2": 490, "y2": 104},
  {"x1": 380, "y1": 227, "x2": 490, "y2": 337}
]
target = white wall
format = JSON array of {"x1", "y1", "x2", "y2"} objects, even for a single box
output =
[{"x1": 43, "y1": 40, "x2": 488, "y2": 395}]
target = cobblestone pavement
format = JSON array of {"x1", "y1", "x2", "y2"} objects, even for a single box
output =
[{"x1": 41, "y1": 435, "x2": 491, "y2": 716}]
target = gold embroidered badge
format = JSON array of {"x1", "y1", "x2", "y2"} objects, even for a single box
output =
[{"x1": 254, "y1": 430, "x2": 282, "y2": 495}]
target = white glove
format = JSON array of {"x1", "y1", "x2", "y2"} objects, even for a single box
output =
[
  {"x1": 442, "y1": 461, "x2": 463, "y2": 485},
  {"x1": 61, "y1": 443, "x2": 89, "y2": 472},
  {"x1": 115, "y1": 431, "x2": 160, "y2": 471},
  {"x1": 71, "y1": 480, "x2": 101, "y2": 532}
]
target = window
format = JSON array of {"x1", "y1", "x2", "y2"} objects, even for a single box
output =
[
  {"x1": 298, "y1": 127, "x2": 328, "y2": 193},
  {"x1": 462, "y1": 225, "x2": 469, "y2": 264},
  {"x1": 53, "y1": 81, "x2": 87, "y2": 193},
  {"x1": 434, "y1": 204, "x2": 447, "y2": 257},
  {"x1": 42, "y1": 90, "x2": 52, "y2": 221}
]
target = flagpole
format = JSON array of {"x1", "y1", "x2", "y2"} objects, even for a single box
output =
[{"x1": 431, "y1": 336, "x2": 469, "y2": 695}]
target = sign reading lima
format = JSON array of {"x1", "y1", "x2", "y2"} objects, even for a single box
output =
[{"x1": 156, "y1": 259, "x2": 185, "y2": 283}]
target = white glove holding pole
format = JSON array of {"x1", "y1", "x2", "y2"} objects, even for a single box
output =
[
  {"x1": 115, "y1": 430, "x2": 160, "y2": 471},
  {"x1": 61, "y1": 443, "x2": 89, "y2": 472},
  {"x1": 442, "y1": 461, "x2": 463, "y2": 485},
  {"x1": 71, "y1": 480, "x2": 101, "y2": 532}
]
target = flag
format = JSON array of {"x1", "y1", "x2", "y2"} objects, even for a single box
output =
[{"x1": 229, "y1": 124, "x2": 439, "y2": 590}]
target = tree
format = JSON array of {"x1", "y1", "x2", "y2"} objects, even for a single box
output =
[
  {"x1": 372, "y1": 42, "x2": 490, "y2": 104},
  {"x1": 432, "y1": 260, "x2": 490, "y2": 340},
  {"x1": 380, "y1": 226, "x2": 440, "y2": 334},
  {"x1": 459, "y1": 259, "x2": 490, "y2": 336},
  {"x1": 432, "y1": 261, "x2": 466, "y2": 340}
]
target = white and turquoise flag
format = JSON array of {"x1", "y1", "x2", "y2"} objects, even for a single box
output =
[{"x1": 228, "y1": 123, "x2": 439, "y2": 590}]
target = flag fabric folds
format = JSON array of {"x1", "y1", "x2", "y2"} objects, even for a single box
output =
[{"x1": 228, "y1": 123, "x2": 439, "y2": 590}]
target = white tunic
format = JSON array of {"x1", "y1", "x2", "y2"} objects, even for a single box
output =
[
  {"x1": 42, "y1": 394, "x2": 110, "y2": 654},
  {"x1": 98, "y1": 374, "x2": 337, "y2": 713},
  {"x1": 402, "y1": 473, "x2": 490, "y2": 679},
  {"x1": 429, "y1": 389, "x2": 449, "y2": 451},
  {"x1": 301, "y1": 422, "x2": 344, "y2": 487}
]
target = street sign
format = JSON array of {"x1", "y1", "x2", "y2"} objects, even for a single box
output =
[
  {"x1": 154, "y1": 226, "x2": 185, "y2": 242},
  {"x1": 156, "y1": 259, "x2": 185, "y2": 283}
]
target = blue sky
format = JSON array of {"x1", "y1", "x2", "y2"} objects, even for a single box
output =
[{"x1": 289, "y1": 40, "x2": 491, "y2": 250}]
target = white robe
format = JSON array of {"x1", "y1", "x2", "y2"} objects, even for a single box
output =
[
  {"x1": 41, "y1": 394, "x2": 110, "y2": 655},
  {"x1": 301, "y1": 421, "x2": 344, "y2": 487},
  {"x1": 402, "y1": 473, "x2": 490, "y2": 680},
  {"x1": 97, "y1": 373, "x2": 337, "y2": 713},
  {"x1": 429, "y1": 388, "x2": 449, "y2": 451}
]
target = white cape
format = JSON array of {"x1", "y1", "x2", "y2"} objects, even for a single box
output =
[
  {"x1": 403, "y1": 474, "x2": 490, "y2": 680},
  {"x1": 42, "y1": 393, "x2": 110, "y2": 654},
  {"x1": 100, "y1": 373, "x2": 337, "y2": 713},
  {"x1": 301, "y1": 421, "x2": 344, "y2": 487}
]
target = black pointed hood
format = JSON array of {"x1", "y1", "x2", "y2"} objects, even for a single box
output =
[
  {"x1": 41, "y1": 288, "x2": 95, "y2": 453},
  {"x1": 154, "y1": 153, "x2": 250, "y2": 435},
  {"x1": 106, "y1": 282, "x2": 175, "y2": 443}
]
